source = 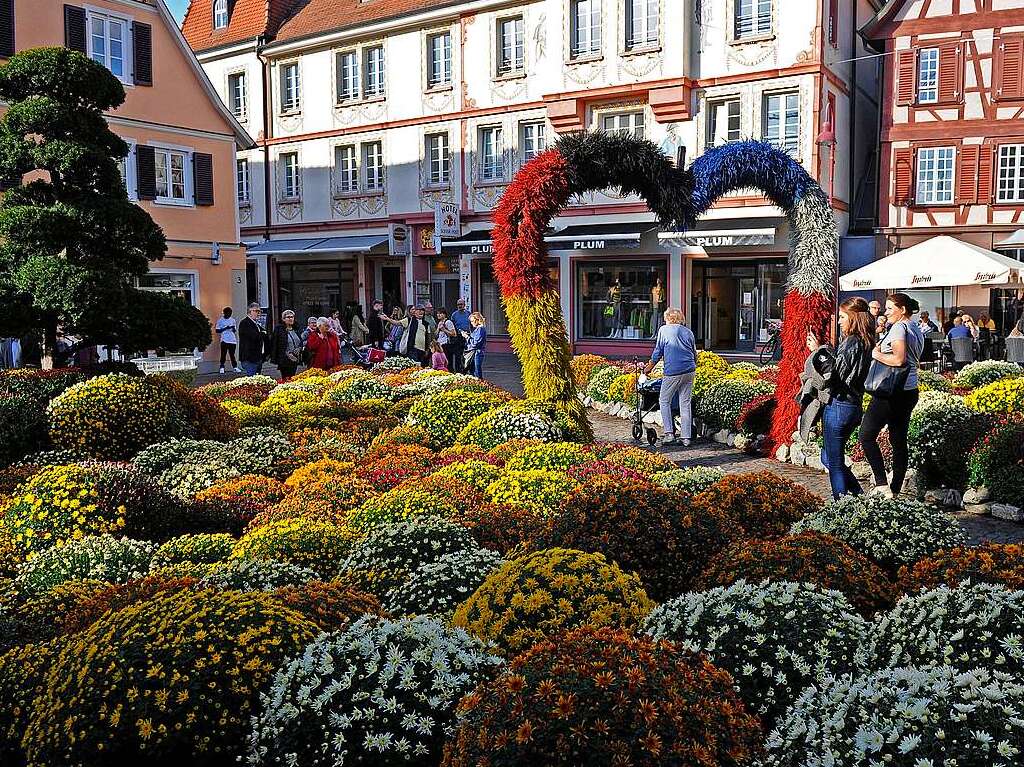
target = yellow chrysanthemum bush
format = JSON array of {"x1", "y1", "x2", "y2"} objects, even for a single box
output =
[
  {"x1": 452, "y1": 548, "x2": 655, "y2": 657},
  {"x1": 283, "y1": 458, "x2": 353, "y2": 488},
  {"x1": 0, "y1": 641, "x2": 56, "y2": 765},
  {"x1": 347, "y1": 485, "x2": 460, "y2": 533},
  {"x1": 369, "y1": 424, "x2": 435, "y2": 450},
  {"x1": 964, "y1": 375, "x2": 1024, "y2": 415},
  {"x1": 47, "y1": 374, "x2": 176, "y2": 460},
  {"x1": 607, "y1": 372, "x2": 639, "y2": 406},
  {"x1": 21, "y1": 590, "x2": 321, "y2": 766},
  {"x1": 405, "y1": 390, "x2": 507, "y2": 448},
  {"x1": 230, "y1": 518, "x2": 360, "y2": 577},
  {"x1": 484, "y1": 470, "x2": 579, "y2": 514},
  {"x1": 502, "y1": 441, "x2": 591, "y2": 472},
  {"x1": 601, "y1": 446, "x2": 677, "y2": 475},
  {"x1": 431, "y1": 459, "x2": 503, "y2": 491},
  {"x1": 569, "y1": 354, "x2": 613, "y2": 388}
]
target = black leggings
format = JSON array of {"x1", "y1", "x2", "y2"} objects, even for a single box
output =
[
  {"x1": 859, "y1": 387, "x2": 919, "y2": 494},
  {"x1": 220, "y1": 342, "x2": 237, "y2": 367}
]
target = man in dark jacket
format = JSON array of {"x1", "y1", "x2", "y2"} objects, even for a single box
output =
[
  {"x1": 367, "y1": 299, "x2": 386, "y2": 349},
  {"x1": 238, "y1": 303, "x2": 268, "y2": 375}
]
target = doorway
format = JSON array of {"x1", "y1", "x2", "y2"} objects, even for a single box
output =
[
  {"x1": 380, "y1": 266, "x2": 402, "y2": 314},
  {"x1": 692, "y1": 259, "x2": 786, "y2": 352}
]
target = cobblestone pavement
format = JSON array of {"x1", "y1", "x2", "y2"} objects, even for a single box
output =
[{"x1": 196, "y1": 355, "x2": 1022, "y2": 545}]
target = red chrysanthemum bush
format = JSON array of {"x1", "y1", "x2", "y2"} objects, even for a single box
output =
[
  {"x1": 451, "y1": 502, "x2": 549, "y2": 556},
  {"x1": 693, "y1": 471, "x2": 822, "y2": 539},
  {"x1": 565, "y1": 459, "x2": 652, "y2": 484},
  {"x1": 208, "y1": 382, "x2": 272, "y2": 406},
  {"x1": 897, "y1": 543, "x2": 1024, "y2": 595},
  {"x1": 698, "y1": 531, "x2": 897, "y2": 616},
  {"x1": 437, "y1": 445, "x2": 503, "y2": 467},
  {"x1": 441, "y1": 626, "x2": 763, "y2": 767},
  {"x1": 851, "y1": 424, "x2": 892, "y2": 471},
  {"x1": 532, "y1": 476, "x2": 736, "y2": 601},
  {"x1": 353, "y1": 453, "x2": 434, "y2": 491}
]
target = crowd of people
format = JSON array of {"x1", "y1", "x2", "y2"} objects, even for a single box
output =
[{"x1": 221, "y1": 299, "x2": 489, "y2": 380}]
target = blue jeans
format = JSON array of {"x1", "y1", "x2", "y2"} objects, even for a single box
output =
[
  {"x1": 821, "y1": 400, "x2": 863, "y2": 499},
  {"x1": 240, "y1": 360, "x2": 262, "y2": 376},
  {"x1": 473, "y1": 351, "x2": 484, "y2": 379}
]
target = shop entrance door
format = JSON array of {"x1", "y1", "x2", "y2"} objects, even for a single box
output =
[
  {"x1": 694, "y1": 262, "x2": 768, "y2": 352},
  {"x1": 704, "y1": 276, "x2": 737, "y2": 349}
]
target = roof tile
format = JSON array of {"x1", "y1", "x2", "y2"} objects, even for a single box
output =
[
  {"x1": 273, "y1": 0, "x2": 458, "y2": 45},
  {"x1": 182, "y1": 0, "x2": 300, "y2": 52}
]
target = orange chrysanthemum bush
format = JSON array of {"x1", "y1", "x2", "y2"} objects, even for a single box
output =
[
  {"x1": 362, "y1": 442, "x2": 435, "y2": 465},
  {"x1": 451, "y1": 502, "x2": 549, "y2": 556},
  {"x1": 569, "y1": 354, "x2": 613, "y2": 388},
  {"x1": 532, "y1": 477, "x2": 736, "y2": 601},
  {"x1": 897, "y1": 542, "x2": 1024, "y2": 595},
  {"x1": 192, "y1": 474, "x2": 289, "y2": 528},
  {"x1": 282, "y1": 459, "x2": 353, "y2": 489},
  {"x1": 601, "y1": 446, "x2": 678, "y2": 476},
  {"x1": 342, "y1": 415, "x2": 402, "y2": 448},
  {"x1": 256, "y1": 476, "x2": 377, "y2": 528},
  {"x1": 21, "y1": 590, "x2": 321, "y2": 767},
  {"x1": 411, "y1": 474, "x2": 486, "y2": 514},
  {"x1": 698, "y1": 531, "x2": 897, "y2": 616},
  {"x1": 692, "y1": 471, "x2": 822, "y2": 539},
  {"x1": 353, "y1": 446, "x2": 436, "y2": 490},
  {"x1": 369, "y1": 424, "x2": 435, "y2": 451},
  {"x1": 58, "y1": 574, "x2": 200, "y2": 639},
  {"x1": 452, "y1": 548, "x2": 655, "y2": 657},
  {"x1": 438, "y1": 444, "x2": 501, "y2": 466},
  {"x1": 442, "y1": 626, "x2": 763, "y2": 767},
  {"x1": 266, "y1": 580, "x2": 383, "y2": 632}
]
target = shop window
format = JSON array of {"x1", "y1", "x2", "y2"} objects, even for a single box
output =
[
  {"x1": 477, "y1": 260, "x2": 558, "y2": 336},
  {"x1": 277, "y1": 262, "x2": 355, "y2": 329},
  {"x1": 576, "y1": 260, "x2": 667, "y2": 340},
  {"x1": 138, "y1": 272, "x2": 196, "y2": 305}
]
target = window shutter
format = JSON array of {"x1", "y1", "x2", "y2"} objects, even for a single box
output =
[
  {"x1": 0, "y1": 0, "x2": 15, "y2": 59},
  {"x1": 133, "y1": 22, "x2": 152, "y2": 86},
  {"x1": 193, "y1": 153, "x2": 214, "y2": 206},
  {"x1": 977, "y1": 145, "x2": 995, "y2": 204},
  {"x1": 828, "y1": 0, "x2": 838, "y2": 47},
  {"x1": 955, "y1": 145, "x2": 979, "y2": 204},
  {"x1": 893, "y1": 147, "x2": 914, "y2": 204},
  {"x1": 995, "y1": 37, "x2": 1024, "y2": 101},
  {"x1": 64, "y1": 5, "x2": 86, "y2": 53},
  {"x1": 895, "y1": 49, "x2": 916, "y2": 106},
  {"x1": 136, "y1": 145, "x2": 156, "y2": 200},
  {"x1": 937, "y1": 41, "x2": 963, "y2": 103}
]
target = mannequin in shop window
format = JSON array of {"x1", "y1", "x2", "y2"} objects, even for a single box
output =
[
  {"x1": 651, "y1": 276, "x2": 665, "y2": 335},
  {"x1": 607, "y1": 277, "x2": 624, "y2": 338}
]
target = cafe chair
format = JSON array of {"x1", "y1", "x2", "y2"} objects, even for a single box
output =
[
  {"x1": 1007, "y1": 336, "x2": 1024, "y2": 365},
  {"x1": 949, "y1": 336, "x2": 975, "y2": 371}
]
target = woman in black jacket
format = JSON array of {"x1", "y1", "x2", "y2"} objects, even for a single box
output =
[
  {"x1": 807, "y1": 297, "x2": 874, "y2": 498},
  {"x1": 267, "y1": 309, "x2": 303, "y2": 379},
  {"x1": 367, "y1": 299, "x2": 386, "y2": 349}
]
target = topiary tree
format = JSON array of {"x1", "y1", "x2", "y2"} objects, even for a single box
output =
[{"x1": 0, "y1": 48, "x2": 203, "y2": 367}]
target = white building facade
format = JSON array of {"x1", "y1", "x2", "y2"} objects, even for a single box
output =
[{"x1": 185, "y1": 0, "x2": 879, "y2": 355}]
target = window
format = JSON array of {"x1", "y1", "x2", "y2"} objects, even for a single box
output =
[
  {"x1": 625, "y1": 0, "x2": 658, "y2": 50},
  {"x1": 138, "y1": 272, "x2": 197, "y2": 307},
  {"x1": 479, "y1": 126, "x2": 504, "y2": 182},
  {"x1": 477, "y1": 260, "x2": 559, "y2": 336},
  {"x1": 213, "y1": 0, "x2": 228, "y2": 29},
  {"x1": 706, "y1": 98, "x2": 741, "y2": 146},
  {"x1": 280, "y1": 152, "x2": 300, "y2": 199},
  {"x1": 762, "y1": 92, "x2": 799, "y2": 154},
  {"x1": 117, "y1": 143, "x2": 137, "y2": 201},
  {"x1": 237, "y1": 158, "x2": 250, "y2": 204},
  {"x1": 997, "y1": 144, "x2": 1024, "y2": 203},
  {"x1": 570, "y1": 0, "x2": 602, "y2": 58},
  {"x1": 735, "y1": 0, "x2": 771, "y2": 39},
  {"x1": 364, "y1": 45, "x2": 385, "y2": 98},
  {"x1": 88, "y1": 11, "x2": 129, "y2": 82},
  {"x1": 228, "y1": 72, "x2": 247, "y2": 120},
  {"x1": 334, "y1": 145, "x2": 358, "y2": 194},
  {"x1": 576, "y1": 261, "x2": 667, "y2": 340},
  {"x1": 363, "y1": 141, "x2": 384, "y2": 191},
  {"x1": 336, "y1": 51, "x2": 359, "y2": 102},
  {"x1": 915, "y1": 146, "x2": 955, "y2": 204},
  {"x1": 280, "y1": 62, "x2": 300, "y2": 113},
  {"x1": 917, "y1": 48, "x2": 939, "y2": 104},
  {"x1": 427, "y1": 32, "x2": 452, "y2": 88},
  {"x1": 497, "y1": 16, "x2": 524, "y2": 76},
  {"x1": 602, "y1": 111, "x2": 645, "y2": 138},
  {"x1": 154, "y1": 147, "x2": 189, "y2": 204},
  {"x1": 426, "y1": 133, "x2": 450, "y2": 185},
  {"x1": 521, "y1": 121, "x2": 547, "y2": 161}
]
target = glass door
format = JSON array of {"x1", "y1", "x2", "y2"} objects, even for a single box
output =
[{"x1": 736, "y1": 276, "x2": 756, "y2": 351}]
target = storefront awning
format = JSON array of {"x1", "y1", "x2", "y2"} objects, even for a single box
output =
[
  {"x1": 442, "y1": 229, "x2": 494, "y2": 256},
  {"x1": 658, "y1": 228, "x2": 776, "y2": 248},
  {"x1": 995, "y1": 229, "x2": 1024, "y2": 248},
  {"x1": 247, "y1": 234, "x2": 389, "y2": 256},
  {"x1": 546, "y1": 223, "x2": 656, "y2": 250}
]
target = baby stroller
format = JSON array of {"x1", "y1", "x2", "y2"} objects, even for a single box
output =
[
  {"x1": 343, "y1": 339, "x2": 385, "y2": 370},
  {"x1": 631, "y1": 357, "x2": 678, "y2": 446}
]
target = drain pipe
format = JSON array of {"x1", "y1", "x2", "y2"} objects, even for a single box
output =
[{"x1": 257, "y1": 34, "x2": 272, "y2": 244}]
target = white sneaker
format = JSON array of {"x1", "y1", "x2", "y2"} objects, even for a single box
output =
[
  {"x1": 233, "y1": 367, "x2": 242, "y2": 373},
  {"x1": 219, "y1": 367, "x2": 225, "y2": 374}
]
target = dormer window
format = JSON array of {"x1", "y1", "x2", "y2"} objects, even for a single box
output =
[{"x1": 213, "y1": 0, "x2": 229, "y2": 30}]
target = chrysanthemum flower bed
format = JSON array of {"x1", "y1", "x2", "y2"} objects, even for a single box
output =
[{"x1": 0, "y1": 361, "x2": 1015, "y2": 765}]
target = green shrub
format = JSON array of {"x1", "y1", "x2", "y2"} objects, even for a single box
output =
[
  {"x1": 907, "y1": 391, "x2": 989, "y2": 489},
  {"x1": 967, "y1": 415, "x2": 1024, "y2": 507},
  {"x1": 696, "y1": 379, "x2": 774, "y2": 432}
]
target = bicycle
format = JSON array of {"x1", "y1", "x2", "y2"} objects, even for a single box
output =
[{"x1": 758, "y1": 322, "x2": 782, "y2": 365}]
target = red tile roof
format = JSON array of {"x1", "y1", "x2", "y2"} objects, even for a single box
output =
[
  {"x1": 272, "y1": 0, "x2": 458, "y2": 45},
  {"x1": 182, "y1": 0, "x2": 301, "y2": 52}
]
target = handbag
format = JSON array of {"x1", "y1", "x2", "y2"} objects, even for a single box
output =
[
  {"x1": 603, "y1": 305, "x2": 615, "y2": 318},
  {"x1": 864, "y1": 358, "x2": 909, "y2": 399}
]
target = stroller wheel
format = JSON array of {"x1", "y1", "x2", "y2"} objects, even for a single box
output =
[
  {"x1": 646, "y1": 428, "x2": 658, "y2": 446},
  {"x1": 631, "y1": 423, "x2": 643, "y2": 442}
]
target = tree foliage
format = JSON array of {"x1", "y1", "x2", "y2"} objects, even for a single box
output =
[{"x1": 0, "y1": 48, "x2": 200, "y2": 363}]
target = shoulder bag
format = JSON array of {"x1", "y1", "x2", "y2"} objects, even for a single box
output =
[{"x1": 864, "y1": 326, "x2": 909, "y2": 399}]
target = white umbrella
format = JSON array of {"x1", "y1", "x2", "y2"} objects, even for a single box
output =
[{"x1": 839, "y1": 235, "x2": 1024, "y2": 290}]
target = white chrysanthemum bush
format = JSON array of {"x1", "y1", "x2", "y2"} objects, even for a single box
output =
[
  {"x1": 642, "y1": 579, "x2": 868, "y2": 729},
  {"x1": 246, "y1": 615, "x2": 504, "y2": 766},
  {"x1": 384, "y1": 547, "x2": 504, "y2": 618},
  {"x1": 763, "y1": 665, "x2": 1024, "y2": 767}
]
